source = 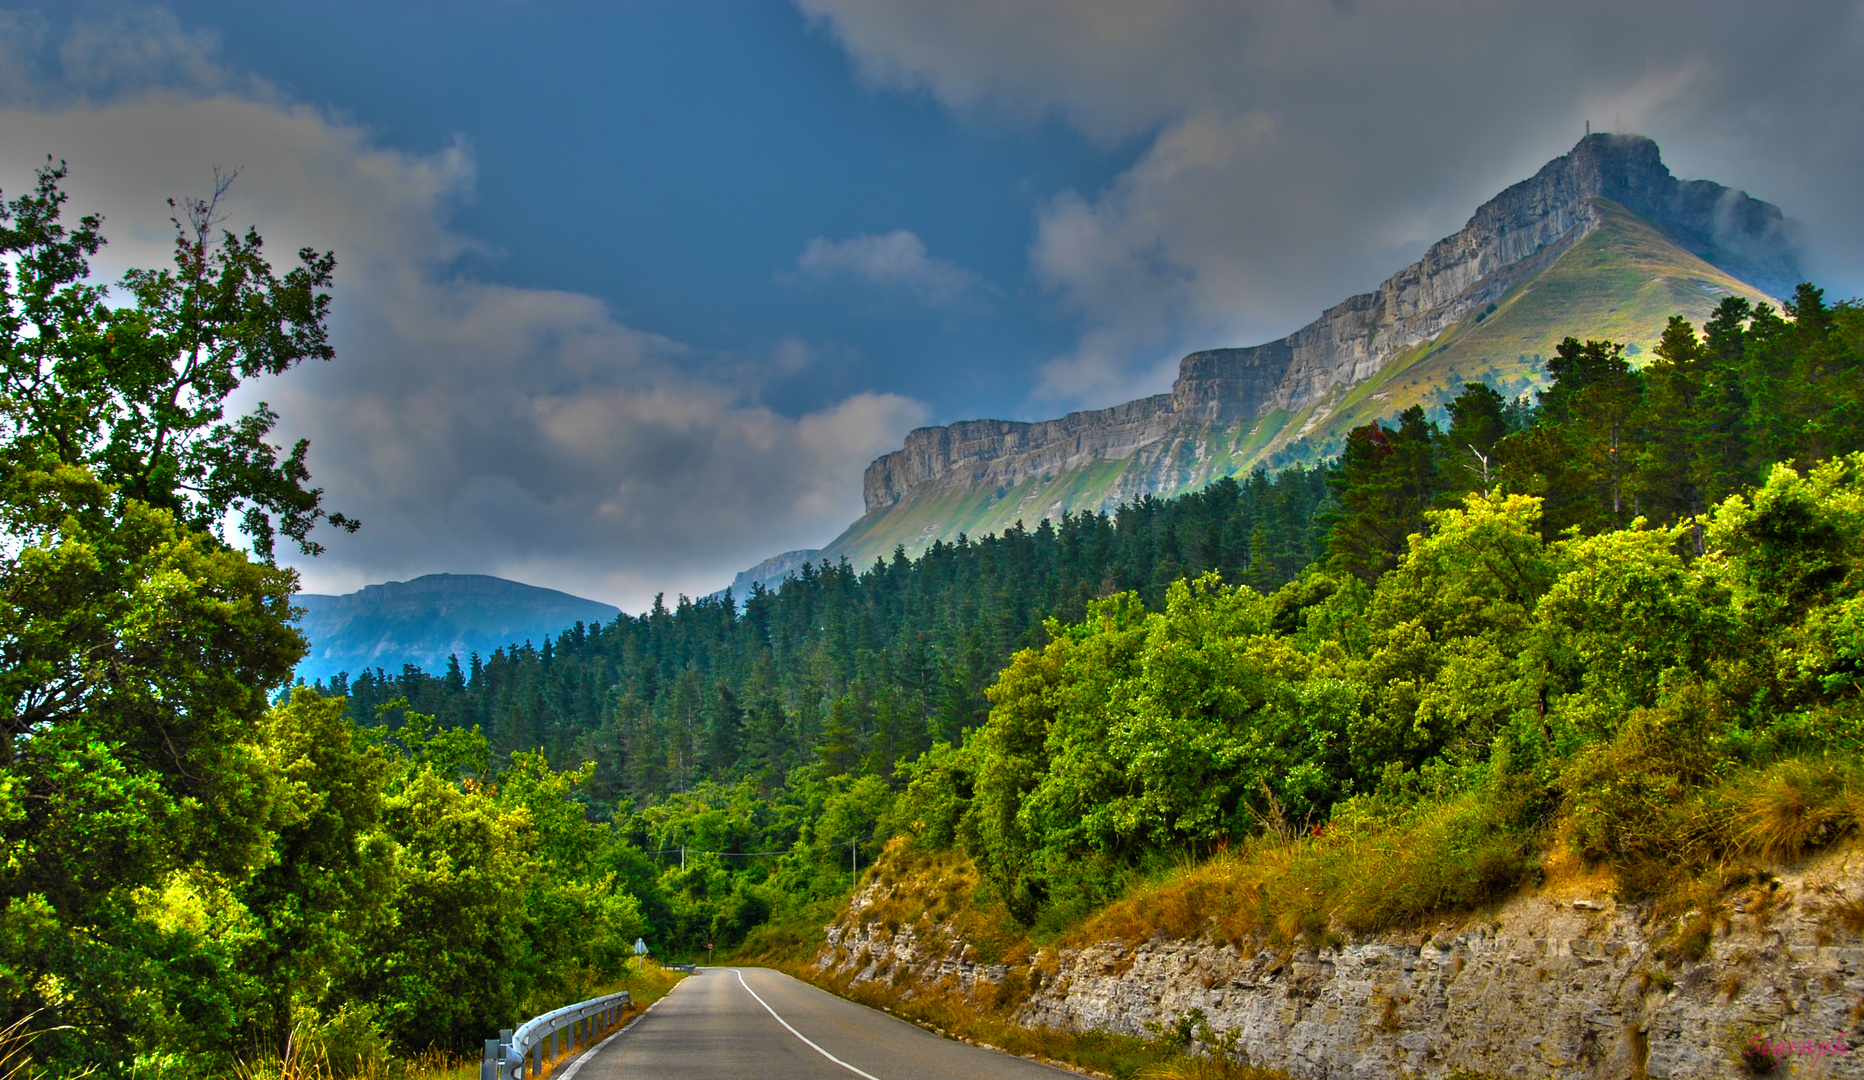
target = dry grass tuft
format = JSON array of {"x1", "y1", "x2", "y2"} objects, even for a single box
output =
[
  {"x1": 0, "y1": 1015, "x2": 94, "y2": 1080},
  {"x1": 1728, "y1": 759, "x2": 1864, "y2": 861},
  {"x1": 1069, "y1": 788, "x2": 1535, "y2": 952},
  {"x1": 1833, "y1": 896, "x2": 1864, "y2": 934}
]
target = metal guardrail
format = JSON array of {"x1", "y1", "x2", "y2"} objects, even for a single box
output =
[
  {"x1": 665, "y1": 963, "x2": 697, "y2": 974},
  {"x1": 482, "y1": 990, "x2": 632, "y2": 1080}
]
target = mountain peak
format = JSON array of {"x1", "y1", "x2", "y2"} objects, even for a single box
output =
[
  {"x1": 807, "y1": 135, "x2": 1795, "y2": 574},
  {"x1": 1523, "y1": 133, "x2": 1797, "y2": 296},
  {"x1": 302, "y1": 572, "x2": 604, "y2": 610},
  {"x1": 294, "y1": 573, "x2": 620, "y2": 681}
]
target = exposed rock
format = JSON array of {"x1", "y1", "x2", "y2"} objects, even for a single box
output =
[
  {"x1": 814, "y1": 845, "x2": 1864, "y2": 1079},
  {"x1": 719, "y1": 548, "x2": 823, "y2": 601},
  {"x1": 859, "y1": 134, "x2": 1798, "y2": 517},
  {"x1": 821, "y1": 913, "x2": 1010, "y2": 1004}
]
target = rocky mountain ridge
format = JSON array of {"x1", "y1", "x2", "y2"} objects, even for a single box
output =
[{"x1": 859, "y1": 134, "x2": 1795, "y2": 520}]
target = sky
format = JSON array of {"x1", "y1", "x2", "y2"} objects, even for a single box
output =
[{"x1": 1, "y1": 1, "x2": 1861, "y2": 612}]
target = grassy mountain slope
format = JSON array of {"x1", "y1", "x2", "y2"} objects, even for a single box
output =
[
  {"x1": 816, "y1": 199, "x2": 1776, "y2": 571},
  {"x1": 1269, "y1": 197, "x2": 1774, "y2": 462}
]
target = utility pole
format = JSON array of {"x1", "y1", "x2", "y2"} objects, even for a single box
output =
[
  {"x1": 851, "y1": 837, "x2": 858, "y2": 886},
  {"x1": 681, "y1": 845, "x2": 686, "y2": 871}
]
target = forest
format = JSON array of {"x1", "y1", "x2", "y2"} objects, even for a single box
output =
[{"x1": 5, "y1": 156, "x2": 1863, "y2": 1079}]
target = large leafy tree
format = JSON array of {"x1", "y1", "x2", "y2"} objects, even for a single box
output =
[
  {"x1": 0, "y1": 162, "x2": 350, "y2": 1071},
  {"x1": 0, "y1": 162, "x2": 355, "y2": 558}
]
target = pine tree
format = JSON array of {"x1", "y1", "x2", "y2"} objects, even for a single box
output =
[
  {"x1": 1443, "y1": 382, "x2": 1511, "y2": 495},
  {"x1": 1637, "y1": 316, "x2": 1712, "y2": 545}
]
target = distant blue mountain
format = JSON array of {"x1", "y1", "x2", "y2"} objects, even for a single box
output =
[{"x1": 293, "y1": 573, "x2": 620, "y2": 683}]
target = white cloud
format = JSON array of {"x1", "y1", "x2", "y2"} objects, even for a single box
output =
[
  {"x1": 0, "y1": 19, "x2": 927, "y2": 612},
  {"x1": 791, "y1": 229, "x2": 982, "y2": 306},
  {"x1": 802, "y1": 0, "x2": 1864, "y2": 410},
  {"x1": 797, "y1": 0, "x2": 1227, "y2": 142}
]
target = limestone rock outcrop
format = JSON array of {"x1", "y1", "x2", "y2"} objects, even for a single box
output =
[
  {"x1": 814, "y1": 845, "x2": 1864, "y2": 1079},
  {"x1": 860, "y1": 134, "x2": 1798, "y2": 516}
]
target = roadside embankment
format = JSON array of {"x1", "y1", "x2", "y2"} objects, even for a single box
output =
[{"x1": 805, "y1": 842, "x2": 1864, "y2": 1079}]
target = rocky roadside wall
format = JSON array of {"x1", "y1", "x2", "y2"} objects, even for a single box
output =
[{"x1": 814, "y1": 845, "x2": 1864, "y2": 1079}]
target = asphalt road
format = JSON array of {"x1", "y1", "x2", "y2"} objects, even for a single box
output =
[{"x1": 567, "y1": 967, "x2": 1074, "y2": 1080}]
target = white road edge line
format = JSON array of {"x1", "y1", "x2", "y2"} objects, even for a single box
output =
[
  {"x1": 554, "y1": 989, "x2": 676, "y2": 1080},
  {"x1": 732, "y1": 968, "x2": 883, "y2": 1080}
]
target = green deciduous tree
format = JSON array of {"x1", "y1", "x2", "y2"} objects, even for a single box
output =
[
  {"x1": 0, "y1": 162, "x2": 351, "y2": 1073},
  {"x1": 243, "y1": 689, "x2": 398, "y2": 1056}
]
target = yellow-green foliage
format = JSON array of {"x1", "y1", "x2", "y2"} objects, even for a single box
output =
[{"x1": 937, "y1": 456, "x2": 1864, "y2": 947}]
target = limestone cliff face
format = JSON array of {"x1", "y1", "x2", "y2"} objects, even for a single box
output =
[
  {"x1": 861, "y1": 395, "x2": 1179, "y2": 514},
  {"x1": 860, "y1": 134, "x2": 1797, "y2": 516}
]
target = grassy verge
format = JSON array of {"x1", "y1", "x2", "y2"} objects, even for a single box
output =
[
  {"x1": 222, "y1": 962, "x2": 689, "y2": 1080},
  {"x1": 1073, "y1": 783, "x2": 1541, "y2": 952}
]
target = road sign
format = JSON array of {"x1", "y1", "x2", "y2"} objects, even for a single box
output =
[{"x1": 633, "y1": 938, "x2": 648, "y2": 955}]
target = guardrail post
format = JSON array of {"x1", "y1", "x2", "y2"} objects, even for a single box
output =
[{"x1": 489, "y1": 989, "x2": 640, "y2": 1080}]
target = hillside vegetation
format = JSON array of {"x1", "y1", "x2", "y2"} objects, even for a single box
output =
[
  {"x1": 6, "y1": 152, "x2": 1862, "y2": 1080},
  {"x1": 910, "y1": 287, "x2": 1864, "y2": 944},
  {"x1": 902, "y1": 457, "x2": 1864, "y2": 938}
]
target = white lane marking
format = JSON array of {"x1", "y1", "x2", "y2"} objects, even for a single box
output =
[
  {"x1": 554, "y1": 990, "x2": 674, "y2": 1080},
  {"x1": 732, "y1": 968, "x2": 883, "y2": 1080}
]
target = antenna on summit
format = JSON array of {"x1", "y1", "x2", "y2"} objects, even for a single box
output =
[{"x1": 1586, "y1": 120, "x2": 1590, "y2": 136}]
